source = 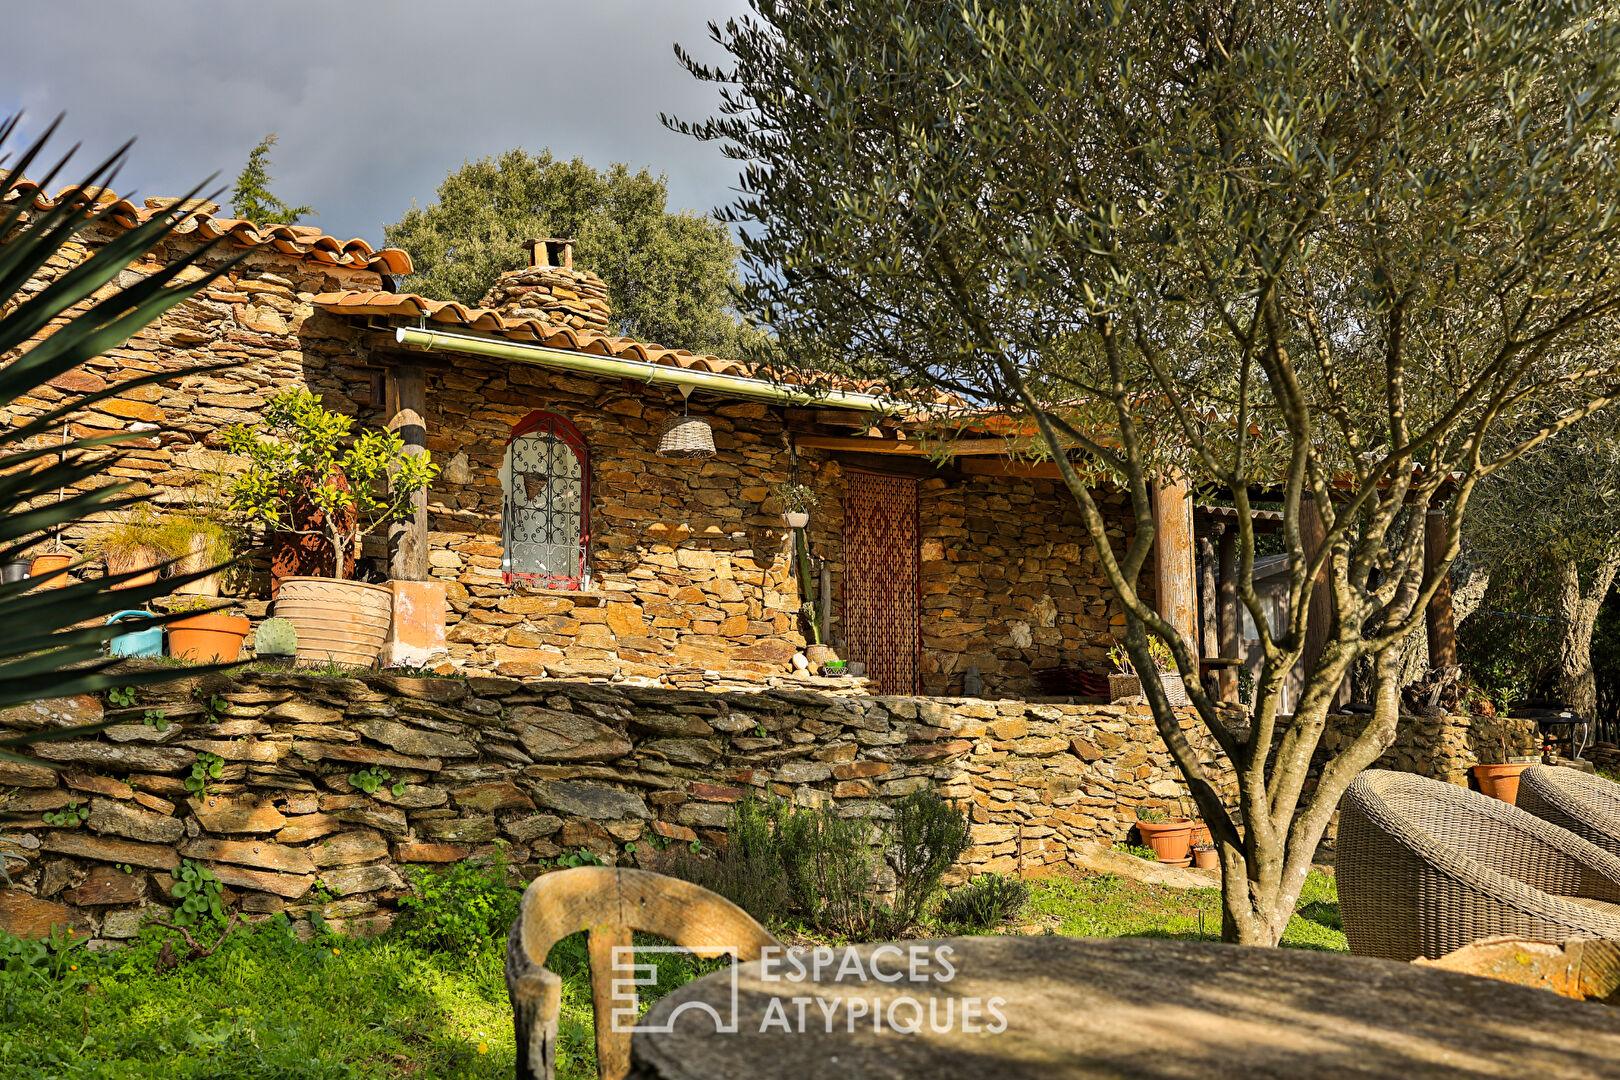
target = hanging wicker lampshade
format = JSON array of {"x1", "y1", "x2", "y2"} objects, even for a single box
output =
[{"x1": 656, "y1": 387, "x2": 715, "y2": 458}]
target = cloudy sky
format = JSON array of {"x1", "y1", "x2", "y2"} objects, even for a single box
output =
[{"x1": 1, "y1": 1, "x2": 753, "y2": 246}]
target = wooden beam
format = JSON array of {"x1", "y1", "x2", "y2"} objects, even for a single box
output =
[
  {"x1": 957, "y1": 458, "x2": 1066, "y2": 479},
  {"x1": 793, "y1": 433, "x2": 1020, "y2": 456},
  {"x1": 1153, "y1": 480, "x2": 1199, "y2": 664},
  {"x1": 386, "y1": 364, "x2": 429, "y2": 582},
  {"x1": 1424, "y1": 508, "x2": 1459, "y2": 668},
  {"x1": 1217, "y1": 524, "x2": 1240, "y2": 703}
]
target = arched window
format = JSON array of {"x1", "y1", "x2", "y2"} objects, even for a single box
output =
[{"x1": 500, "y1": 411, "x2": 590, "y2": 589}]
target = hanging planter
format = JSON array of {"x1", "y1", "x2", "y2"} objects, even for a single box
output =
[
  {"x1": 656, "y1": 386, "x2": 715, "y2": 459},
  {"x1": 775, "y1": 481, "x2": 818, "y2": 529}
]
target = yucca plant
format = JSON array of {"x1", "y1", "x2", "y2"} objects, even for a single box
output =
[{"x1": 0, "y1": 115, "x2": 245, "y2": 777}]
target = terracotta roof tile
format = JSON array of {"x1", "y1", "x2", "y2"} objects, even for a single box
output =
[
  {"x1": 6, "y1": 180, "x2": 413, "y2": 275},
  {"x1": 311, "y1": 289, "x2": 910, "y2": 394}
]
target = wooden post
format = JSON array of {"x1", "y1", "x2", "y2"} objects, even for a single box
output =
[
  {"x1": 1153, "y1": 480, "x2": 1199, "y2": 662},
  {"x1": 1198, "y1": 531, "x2": 1219, "y2": 698},
  {"x1": 1424, "y1": 507, "x2": 1459, "y2": 668},
  {"x1": 1217, "y1": 523, "x2": 1239, "y2": 703},
  {"x1": 386, "y1": 364, "x2": 429, "y2": 582}
]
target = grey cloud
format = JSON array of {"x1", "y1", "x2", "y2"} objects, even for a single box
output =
[{"x1": 1, "y1": 0, "x2": 752, "y2": 245}]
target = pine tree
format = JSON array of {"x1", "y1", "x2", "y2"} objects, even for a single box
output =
[{"x1": 230, "y1": 134, "x2": 313, "y2": 225}]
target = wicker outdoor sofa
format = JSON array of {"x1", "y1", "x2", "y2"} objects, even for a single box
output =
[
  {"x1": 1337, "y1": 769, "x2": 1620, "y2": 961},
  {"x1": 1518, "y1": 764, "x2": 1620, "y2": 858}
]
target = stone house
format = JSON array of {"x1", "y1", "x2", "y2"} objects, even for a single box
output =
[{"x1": 6, "y1": 184, "x2": 1209, "y2": 697}]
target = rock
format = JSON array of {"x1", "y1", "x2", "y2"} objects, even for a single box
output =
[
  {"x1": 177, "y1": 739, "x2": 288, "y2": 764},
  {"x1": 1071, "y1": 843, "x2": 1220, "y2": 890},
  {"x1": 67, "y1": 774, "x2": 135, "y2": 800},
  {"x1": 190, "y1": 795, "x2": 287, "y2": 834},
  {"x1": 0, "y1": 760, "x2": 58, "y2": 787},
  {"x1": 366, "y1": 674, "x2": 468, "y2": 703},
  {"x1": 206, "y1": 864, "x2": 312, "y2": 899},
  {"x1": 277, "y1": 813, "x2": 342, "y2": 844},
  {"x1": 63, "y1": 866, "x2": 146, "y2": 907},
  {"x1": 421, "y1": 816, "x2": 498, "y2": 843},
  {"x1": 530, "y1": 781, "x2": 650, "y2": 821},
  {"x1": 309, "y1": 831, "x2": 389, "y2": 869},
  {"x1": 451, "y1": 781, "x2": 534, "y2": 813},
  {"x1": 643, "y1": 738, "x2": 719, "y2": 767},
  {"x1": 677, "y1": 803, "x2": 731, "y2": 828},
  {"x1": 30, "y1": 742, "x2": 195, "y2": 772},
  {"x1": 321, "y1": 863, "x2": 403, "y2": 896},
  {"x1": 179, "y1": 837, "x2": 317, "y2": 875},
  {"x1": 775, "y1": 760, "x2": 832, "y2": 784},
  {"x1": 509, "y1": 707, "x2": 632, "y2": 761},
  {"x1": 353, "y1": 719, "x2": 477, "y2": 759},
  {"x1": 40, "y1": 830, "x2": 180, "y2": 871},
  {"x1": 87, "y1": 797, "x2": 184, "y2": 844},
  {"x1": 503, "y1": 814, "x2": 563, "y2": 842},
  {"x1": 292, "y1": 742, "x2": 441, "y2": 772},
  {"x1": 374, "y1": 784, "x2": 449, "y2": 810},
  {"x1": 651, "y1": 820, "x2": 697, "y2": 843},
  {"x1": 334, "y1": 802, "x2": 408, "y2": 835},
  {"x1": 393, "y1": 842, "x2": 468, "y2": 863},
  {"x1": 265, "y1": 700, "x2": 343, "y2": 725},
  {"x1": 99, "y1": 907, "x2": 158, "y2": 940},
  {"x1": 0, "y1": 889, "x2": 87, "y2": 938},
  {"x1": 0, "y1": 695, "x2": 103, "y2": 731}
]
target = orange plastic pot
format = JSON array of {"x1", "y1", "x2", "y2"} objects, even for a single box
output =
[
  {"x1": 1192, "y1": 845, "x2": 1220, "y2": 871},
  {"x1": 167, "y1": 612, "x2": 250, "y2": 663},
  {"x1": 1472, "y1": 762, "x2": 1532, "y2": 805},
  {"x1": 1135, "y1": 818, "x2": 1194, "y2": 863},
  {"x1": 28, "y1": 553, "x2": 73, "y2": 588}
]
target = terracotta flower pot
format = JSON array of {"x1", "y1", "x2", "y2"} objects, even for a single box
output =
[
  {"x1": 806, "y1": 644, "x2": 836, "y2": 666},
  {"x1": 1190, "y1": 821, "x2": 1212, "y2": 847},
  {"x1": 1192, "y1": 845, "x2": 1220, "y2": 871},
  {"x1": 167, "y1": 612, "x2": 250, "y2": 663},
  {"x1": 28, "y1": 553, "x2": 73, "y2": 588},
  {"x1": 1135, "y1": 818, "x2": 1194, "y2": 863},
  {"x1": 273, "y1": 576, "x2": 393, "y2": 668},
  {"x1": 1473, "y1": 761, "x2": 1532, "y2": 805}
]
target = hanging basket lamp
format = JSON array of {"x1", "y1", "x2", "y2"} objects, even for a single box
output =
[{"x1": 656, "y1": 385, "x2": 715, "y2": 459}]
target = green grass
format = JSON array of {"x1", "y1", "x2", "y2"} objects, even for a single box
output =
[
  {"x1": 1022, "y1": 868, "x2": 1347, "y2": 951},
  {"x1": 0, "y1": 869, "x2": 1342, "y2": 1079}
]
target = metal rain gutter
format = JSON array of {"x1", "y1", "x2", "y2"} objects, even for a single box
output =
[{"x1": 393, "y1": 325, "x2": 917, "y2": 413}]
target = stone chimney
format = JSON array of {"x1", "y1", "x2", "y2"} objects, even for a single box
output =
[{"x1": 478, "y1": 237, "x2": 613, "y2": 334}]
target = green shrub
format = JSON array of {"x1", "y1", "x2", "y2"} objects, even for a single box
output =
[
  {"x1": 394, "y1": 850, "x2": 521, "y2": 957},
  {"x1": 935, "y1": 873, "x2": 1030, "y2": 930},
  {"x1": 883, "y1": 789, "x2": 972, "y2": 930},
  {"x1": 665, "y1": 787, "x2": 970, "y2": 940}
]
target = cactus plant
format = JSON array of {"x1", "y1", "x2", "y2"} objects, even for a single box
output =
[{"x1": 254, "y1": 617, "x2": 298, "y2": 658}]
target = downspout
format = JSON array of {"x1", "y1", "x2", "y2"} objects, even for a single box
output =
[{"x1": 394, "y1": 325, "x2": 916, "y2": 413}]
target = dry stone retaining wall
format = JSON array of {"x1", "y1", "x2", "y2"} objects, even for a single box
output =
[{"x1": 0, "y1": 669, "x2": 1231, "y2": 945}]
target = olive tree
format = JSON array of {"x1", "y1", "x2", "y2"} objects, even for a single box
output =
[{"x1": 674, "y1": 0, "x2": 1620, "y2": 944}]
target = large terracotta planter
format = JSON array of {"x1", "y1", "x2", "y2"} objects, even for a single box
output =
[
  {"x1": 167, "y1": 612, "x2": 250, "y2": 663},
  {"x1": 1135, "y1": 818, "x2": 1194, "y2": 863},
  {"x1": 28, "y1": 553, "x2": 73, "y2": 588},
  {"x1": 273, "y1": 576, "x2": 393, "y2": 668},
  {"x1": 1473, "y1": 762, "x2": 1532, "y2": 805}
]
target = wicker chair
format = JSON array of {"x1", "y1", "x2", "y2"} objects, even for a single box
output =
[
  {"x1": 1337, "y1": 769, "x2": 1620, "y2": 961},
  {"x1": 1519, "y1": 764, "x2": 1620, "y2": 859}
]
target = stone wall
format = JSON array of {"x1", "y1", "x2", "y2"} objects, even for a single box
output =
[
  {"x1": 6, "y1": 208, "x2": 1147, "y2": 696},
  {"x1": 0, "y1": 669, "x2": 1231, "y2": 944},
  {"x1": 1318, "y1": 710, "x2": 1541, "y2": 787}
]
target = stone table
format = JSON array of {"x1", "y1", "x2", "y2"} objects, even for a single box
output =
[{"x1": 629, "y1": 936, "x2": 1620, "y2": 1079}]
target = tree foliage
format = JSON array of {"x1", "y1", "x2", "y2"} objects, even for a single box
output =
[
  {"x1": 676, "y1": 0, "x2": 1620, "y2": 944},
  {"x1": 384, "y1": 148, "x2": 751, "y2": 355},
  {"x1": 222, "y1": 389, "x2": 436, "y2": 582},
  {"x1": 229, "y1": 134, "x2": 312, "y2": 225}
]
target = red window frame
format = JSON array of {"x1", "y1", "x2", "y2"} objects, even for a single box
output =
[{"x1": 502, "y1": 410, "x2": 591, "y2": 589}]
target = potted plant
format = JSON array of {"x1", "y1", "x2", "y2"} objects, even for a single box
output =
[
  {"x1": 84, "y1": 505, "x2": 166, "y2": 589},
  {"x1": 165, "y1": 595, "x2": 250, "y2": 663},
  {"x1": 223, "y1": 388, "x2": 436, "y2": 668},
  {"x1": 1108, "y1": 638, "x2": 1189, "y2": 706},
  {"x1": 1133, "y1": 805, "x2": 1193, "y2": 866},
  {"x1": 1473, "y1": 728, "x2": 1537, "y2": 804},
  {"x1": 1192, "y1": 843, "x2": 1219, "y2": 871},
  {"x1": 774, "y1": 481, "x2": 818, "y2": 529}
]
